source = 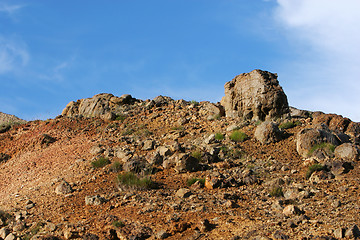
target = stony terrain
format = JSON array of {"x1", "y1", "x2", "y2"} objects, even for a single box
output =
[{"x1": 0, "y1": 70, "x2": 360, "y2": 240}]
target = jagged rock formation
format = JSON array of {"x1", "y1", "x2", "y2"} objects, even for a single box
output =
[
  {"x1": 0, "y1": 112, "x2": 26, "y2": 126},
  {"x1": 61, "y1": 93, "x2": 138, "y2": 118},
  {"x1": 221, "y1": 69, "x2": 289, "y2": 121}
]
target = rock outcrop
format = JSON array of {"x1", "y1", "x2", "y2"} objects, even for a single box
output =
[
  {"x1": 221, "y1": 69, "x2": 289, "y2": 121},
  {"x1": 61, "y1": 93, "x2": 138, "y2": 118}
]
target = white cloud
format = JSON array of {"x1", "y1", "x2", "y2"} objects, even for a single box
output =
[
  {"x1": 274, "y1": 0, "x2": 360, "y2": 121},
  {"x1": 0, "y1": 3, "x2": 25, "y2": 16},
  {"x1": 0, "y1": 37, "x2": 29, "y2": 74}
]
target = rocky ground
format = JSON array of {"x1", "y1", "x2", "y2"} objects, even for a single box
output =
[{"x1": 0, "y1": 97, "x2": 360, "y2": 240}]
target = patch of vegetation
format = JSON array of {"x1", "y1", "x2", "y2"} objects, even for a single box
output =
[
  {"x1": 308, "y1": 143, "x2": 336, "y2": 157},
  {"x1": 122, "y1": 128, "x2": 135, "y2": 136},
  {"x1": 117, "y1": 172, "x2": 153, "y2": 190},
  {"x1": 279, "y1": 120, "x2": 301, "y2": 130},
  {"x1": 191, "y1": 150, "x2": 202, "y2": 161},
  {"x1": 305, "y1": 164, "x2": 325, "y2": 179},
  {"x1": 269, "y1": 187, "x2": 284, "y2": 197},
  {"x1": 91, "y1": 157, "x2": 111, "y2": 168},
  {"x1": 110, "y1": 161, "x2": 122, "y2": 172},
  {"x1": 113, "y1": 220, "x2": 125, "y2": 228},
  {"x1": 229, "y1": 130, "x2": 248, "y2": 142},
  {"x1": 210, "y1": 114, "x2": 221, "y2": 120},
  {"x1": 187, "y1": 177, "x2": 205, "y2": 187},
  {"x1": 190, "y1": 100, "x2": 199, "y2": 106},
  {"x1": 171, "y1": 126, "x2": 185, "y2": 131},
  {"x1": 215, "y1": 133, "x2": 224, "y2": 141},
  {"x1": 115, "y1": 114, "x2": 127, "y2": 122},
  {"x1": 255, "y1": 120, "x2": 262, "y2": 126}
]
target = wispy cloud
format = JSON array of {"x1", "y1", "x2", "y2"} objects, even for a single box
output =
[
  {"x1": 274, "y1": 0, "x2": 360, "y2": 121},
  {"x1": 0, "y1": 2, "x2": 25, "y2": 16},
  {"x1": 0, "y1": 36, "x2": 29, "y2": 74},
  {"x1": 38, "y1": 56, "x2": 75, "y2": 82}
]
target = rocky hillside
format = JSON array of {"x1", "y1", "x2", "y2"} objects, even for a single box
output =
[
  {"x1": 0, "y1": 112, "x2": 26, "y2": 133},
  {"x1": 0, "y1": 70, "x2": 359, "y2": 240}
]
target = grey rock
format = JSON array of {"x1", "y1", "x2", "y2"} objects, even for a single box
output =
[
  {"x1": 175, "y1": 188, "x2": 192, "y2": 198},
  {"x1": 282, "y1": 205, "x2": 303, "y2": 216},
  {"x1": 221, "y1": 69, "x2": 289, "y2": 121},
  {"x1": 345, "y1": 224, "x2": 360, "y2": 238},
  {"x1": 334, "y1": 227, "x2": 345, "y2": 239},
  {"x1": 142, "y1": 140, "x2": 155, "y2": 150},
  {"x1": 85, "y1": 195, "x2": 106, "y2": 205},
  {"x1": 4, "y1": 233, "x2": 16, "y2": 240},
  {"x1": 334, "y1": 143, "x2": 360, "y2": 161},
  {"x1": 254, "y1": 121, "x2": 282, "y2": 144},
  {"x1": 175, "y1": 153, "x2": 200, "y2": 172},
  {"x1": 296, "y1": 127, "x2": 339, "y2": 158},
  {"x1": 55, "y1": 180, "x2": 73, "y2": 195}
]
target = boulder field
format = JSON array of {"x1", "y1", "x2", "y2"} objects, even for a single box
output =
[{"x1": 0, "y1": 70, "x2": 359, "y2": 239}]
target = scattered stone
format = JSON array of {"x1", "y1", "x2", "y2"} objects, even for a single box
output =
[
  {"x1": 85, "y1": 195, "x2": 106, "y2": 206},
  {"x1": 142, "y1": 139, "x2": 155, "y2": 150},
  {"x1": 345, "y1": 224, "x2": 360, "y2": 238},
  {"x1": 282, "y1": 205, "x2": 303, "y2": 217},
  {"x1": 155, "y1": 229, "x2": 169, "y2": 239},
  {"x1": 273, "y1": 230, "x2": 289, "y2": 239},
  {"x1": 4, "y1": 233, "x2": 16, "y2": 240},
  {"x1": 334, "y1": 143, "x2": 360, "y2": 161},
  {"x1": 198, "y1": 219, "x2": 214, "y2": 232},
  {"x1": 55, "y1": 180, "x2": 73, "y2": 195},
  {"x1": 175, "y1": 153, "x2": 200, "y2": 172},
  {"x1": 175, "y1": 188, "x2": 192, "y2": 198},
  {"x1": 0, "y1": 227, "x2": 10, "y2": 239},
  {"x1": 334, "y1": 227, "x2": 345, "y2": 239}
]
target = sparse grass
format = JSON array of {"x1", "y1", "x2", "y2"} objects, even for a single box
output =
[
  {"x1": 229, "y1": 130, "x2": 248, "y2": 142},
  {"x1": 308, "y1": 143, "x2": 336, "y2": 157},
  {"x1": 122, "y1": 128, "x2": 135, "y2": 136},
  {"x1": 112, "y1": 220, "x2": 125, "y2": 228},
  {"x1": 115, "y1": 114, "x2": 127, "y2": 122},
  {"x1": 91, "y1": 157, "x2": 110, "y2": 168},
  {"x1": 305, "y1": 164, "x2": 325, "y2": 179},
  {"x1": 190, "y1": 100, "x2": 199, "y2": 106},
  {"x1": 110, "y1": 161, "x2": 122, "y2": 172},
  {"x1": 117, "y1": 172, "x2": 153, "y2": 190},
  {"x1": 255, "y1": 120, "x2": 262, "y2": 126},
  {"x1": 171, "y1": 126, "x2": 185, "y2": 131},
  {"x1": 215, "y1": 133, "x2": 224, "y2": 141},
  {"x1": 279, "y1": 120, "x2": 301, "y2": 130},
  {"x1": 210, "y1": 114, "x2": 221, "y2": 120},
  {"x1": 269, "y1": 187, "x2": 284, "y2": 197},
  {"x1": 187, "y1": 177, "x2": 205, "y2": 187},
  {"x1": 191, "y1": 150, "x2": 202, "y2": 161}
]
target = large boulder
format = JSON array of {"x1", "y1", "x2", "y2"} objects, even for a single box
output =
[
  {"x1": 254, "y1": 121, "x2": 282, "y2": 144},
  {"x1": 61, "y1": 93, "x2": 137, "y2": 118},
  {"x1": 296, "y1": 127, "x2": 340, "y2": 158},
  {"x1": 334, "y1": 143, "x2": 360, "y2": 161},
  {"x1": 220, "y1": 69, "x2": 289, "y2": 121}
]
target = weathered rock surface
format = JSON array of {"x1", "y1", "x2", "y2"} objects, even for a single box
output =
[
  {"x1": 61, "y1": 93, "x2": 138, "y2": 118},
  {"x1": 334, "y1": 143, "x2": 360, "y2": 161},
  {"x1": 221, "y1": 69, "x2": 289, "y2": 121},
  {"x1": 254, "y1": 121, "x2": 282, "y2": 144},
  {"x1": 296, "y1": 127, "x2": 339, "y2": 158}
]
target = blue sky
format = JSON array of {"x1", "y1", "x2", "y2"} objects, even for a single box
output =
[{"x1": 1, "y1": 0, "x2": 360, "y2": 121}]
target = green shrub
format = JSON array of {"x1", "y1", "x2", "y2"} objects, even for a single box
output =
[
  {"x1": 122, "y1": 128, "x2": 135, "y2": 136},
  {"x1": 269, "y1": 187, "x2": 284, "y2": 197},
  {"x1": 279, "y1": 121, "x2": 301, "y2": 129},
  {"x1": 110, "y1": 161, "x2": 122, "y2": 172},
  {"x1": 191, "y1": 150, "x2": 202, "y2": 160},
  {"x1": 117, "y1": 172, "x2": 153, "y2": 190},
  {"x1": 305, "y1": 164, "x2": 325, "y2": 179},
  {"x1": 214, "y1": 133, "x2": 224, "y2": 141},
  {"x1": 171, "y1": 126, "x2": 185, "y2": 131},
  {"x1": 190, "y1": 100, "x2": 199, "y2": 106},
  {"x1": 91, "y1": 157, "x2": 110, "y2": 168},
  {"x1": 115, "y1": 114, "x2": 127, "y2": 122},
  {"x1": 229, "y1": 130, "x2": 248, "y2": 142},
  {"x1": 308, "y1": 143, "x2": 335, "y2": 156},
  {"x1": 187, "y1": 177, "x2": 205, "y2": 187},
  {"x1": 112, "y1": 220, "x2": 125, "y2": 228}
]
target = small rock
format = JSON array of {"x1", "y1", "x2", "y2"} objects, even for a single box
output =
[
  {"x1": 282, "y1": 205, "x2": 303, "y2": 217},
  {"x1": 273, "y1": 230, "x2": 289, "y2": 239},
  {"x1": 85, "y1": 195, "x2": 106, "y2": 205},
  {"x1": 334, "y1": 228, "x2": 345, "y2": 239},
  {"x1": 0, "y1": 227, "x2": 10, "y2": 239},
  {"x1": 175, "y1": 188, "x2": 192, "y2": 198},
  {"x1": 142, "y1": 140, "x2": 155, "y2": 150},
  {"x1": 55, "y1": 181, "x2": 73, "y2": 195},
  {"x1": 345, "y1": 224, "x2": 360, "y2": 238},
  {"x1": 155, "y1": 229, "x2": 169, "y2": 239},
  {"x1": 4, "y1": 233, "x2": 16, "y2": 240},
  {"x1": 198, "y1": 219, "x2": 213, "y2": 232}
]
